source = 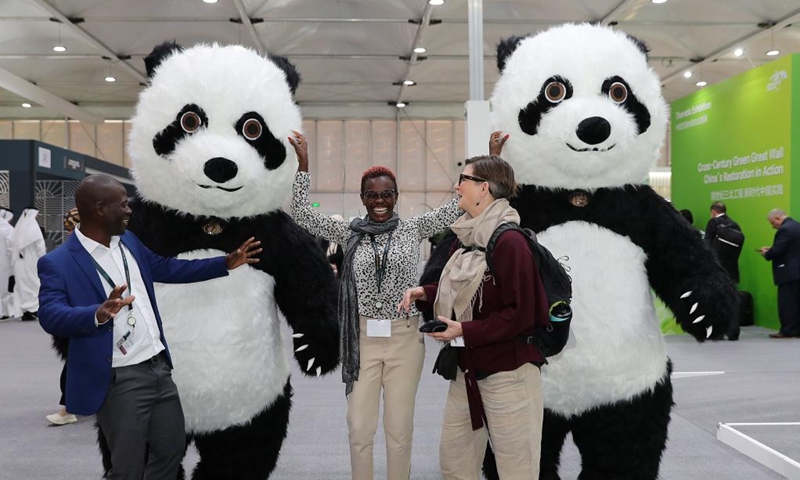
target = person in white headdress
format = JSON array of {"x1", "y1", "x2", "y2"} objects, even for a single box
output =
[
  {"x1": 0, "y1": 208, "x2": 14, "y2": 319},
  {"x1": 10, "y1": 208, "x2": 46, "y2": 321}
]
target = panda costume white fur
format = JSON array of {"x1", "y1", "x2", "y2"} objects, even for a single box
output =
[
  {"x1": 423, "y1": 24, "x2": 738, "y2": 480},
  {"x1": 106, "y1": 42, "x2": 340, "y2": 480}
]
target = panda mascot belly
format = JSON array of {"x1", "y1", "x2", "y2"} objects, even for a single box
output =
[
  {"x1": 111, "y1": 42, "x2": 340, "y2": 480},
  {"x1": 536, "y1": 222, "x2": 667, "y2": 415},
  {"x1": 156, "y1": 250, "x2": 290, "y2": 433},
  {"x1": 479, "y1": 24, "x2": 739, "y2": 480}
]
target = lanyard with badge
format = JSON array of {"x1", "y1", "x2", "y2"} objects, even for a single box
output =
[
  {"x1": 91, "y1": 244, "x2": 137, "y2": 355},
  {"x1": 366, "y1": 232, "x2": 393, "y2": 338}
]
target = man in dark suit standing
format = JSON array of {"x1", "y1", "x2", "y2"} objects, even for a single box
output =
[
  {"x1": 704, "y1": 202, "x2": 743, "y2": 282},
  {"x1": 759, "y1": 209, "x2": 800, "y2": 339},
  {"x1": 37, "y1": 175, "x2": 262, "y2": 479}
]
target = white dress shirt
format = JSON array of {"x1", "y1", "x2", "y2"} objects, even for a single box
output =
[{"x1": 75, "y1": 225, "x2": 164, "y2": 367}]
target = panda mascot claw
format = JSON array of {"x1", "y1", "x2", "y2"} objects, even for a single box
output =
[
  {"x1": 426, "y1": 24, "x2": 739, "y2": 480},
  {"x1": 113, "y1": 42, "x2": 340, "y2": 480}
]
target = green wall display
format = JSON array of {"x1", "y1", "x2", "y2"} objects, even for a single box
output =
[{"x1": 671, "y1": 54, "x2": 799, "y2": 331}]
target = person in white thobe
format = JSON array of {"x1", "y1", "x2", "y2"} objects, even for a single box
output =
[
  {"x1": 10, "y1": 208, "x2": 46, "y2": 320},
  {"x1": 0, "y1": 208, "x2": 14, "y2": 319}
]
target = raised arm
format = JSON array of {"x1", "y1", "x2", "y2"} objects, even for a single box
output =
[{"x1": 407, "y1": 197, "x2": 462, "y2": 241}]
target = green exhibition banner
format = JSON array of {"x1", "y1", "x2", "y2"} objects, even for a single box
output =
[{"x1": 671, "y1": 54, "x2": 800, "y2": 331}]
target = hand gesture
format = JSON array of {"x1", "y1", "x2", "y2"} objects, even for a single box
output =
[
  {"x1": 427, "y1": 316, "x2": 463, "y2": 342},
  {"x1": 226, "y1": 237, "x2": 262, "y2": 270},
  {"x1": 397, "y1": 286, "x2": 427, "y2": 315},
  {"x1": 489, "y1": 131, "x2": 509, "y2": 156},
  {"x1": 96, "y1": 285, "x2": 135, "y2": 325},
  {"x1": 288, "y1": 130, "x2": 309, "y2": 172}
]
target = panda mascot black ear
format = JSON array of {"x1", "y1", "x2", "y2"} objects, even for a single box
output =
[
  {"x1": 144, "y1": 41, "x2": 184, "y2": 79},
  {"x1": 625, "y1": 34, "x2": 651, "y2": 61},
  {"x1": 268, "y1": 54, "x2": 301, "y2": 96},
  {"x1": 496, "y1": 35, "x2": 529, "y2": 72}
]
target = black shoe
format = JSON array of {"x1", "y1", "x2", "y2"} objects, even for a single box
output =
[
  {"x1": 0, "y1": 315, "x2": 9, "y2": 320},
  {"x1": 21, "y1": 311, "x2": 38, "y2": 321},
  {"x1": 726, "y1": 335, "x2": 739, "y2": 341}
]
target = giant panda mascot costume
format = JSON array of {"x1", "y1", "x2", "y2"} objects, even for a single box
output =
[
  {"x1": 113, "y1": 42, "x2": 340, "y2": 480},
  {"x1": 425, "y1": 24, "x2": 738, "y2": 480}
]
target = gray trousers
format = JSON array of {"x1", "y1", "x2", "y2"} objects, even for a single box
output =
[{"x1": 96, "y1": 353, "x2": 186, "y2": 480}]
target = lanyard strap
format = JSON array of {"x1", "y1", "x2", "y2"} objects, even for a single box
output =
[
  {"x1": 90, "y1": 244, "x2": 133, "y2": 311},
  {"x1": 369, "y1": 232, "x2": 392, "y2": 293}
]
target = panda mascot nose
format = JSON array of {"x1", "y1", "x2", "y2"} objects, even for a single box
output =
[
  {"x1": 576, "y1": 116, "x2": 611, "y2": 145},
  {"x1": 204, "y1": 157, "x2": 239, "y2": 183}
]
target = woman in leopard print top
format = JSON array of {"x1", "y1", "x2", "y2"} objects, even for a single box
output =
[{"x1": 289, "y1": 131, "x2": 460, "y2": 480}]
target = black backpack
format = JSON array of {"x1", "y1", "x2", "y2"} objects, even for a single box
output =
[{"x1": 484, "y1": 223, "x2": 573, "y2": 358}]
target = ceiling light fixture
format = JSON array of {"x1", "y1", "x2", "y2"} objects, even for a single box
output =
[
  {"x1": 429, "y1": 0, "x2": 445, "y2": 5},
  {"x1": 402, "y1": 80, "x2": 416, "y2": 86},
  {"x1": 733, "y1": 48, "x2": 744, "y2": 57},
  {"x1": 53, "y1": 23, "x2": 67, "y2": 52},
  {"x1": 683, "y1": 71, "x2": 692, "y2": 78},
  {"x1": 396, "y1": 102, "x2": 407, "y2": 108},
  {"x1": 695, "y1": 81, "x2": 707, "y2": 87},
  {"x1": 766, "y1": 28, "x2": 780, "y2": 56},
  {"x1": 105, "y1": 63, "x2": 116, "y2": 82},
  {"x1": 202, "y1": 0, "x2": 219, "y2": 3},
  {"x1": 21, "y1": 102, "x2": 32, "y2": 108},
  {"x1": 651, "y1": 0, "x2": 668, "y2": 4},
  {"x1": 413, "y1": 46, "x2": 427, "y2": 54}
]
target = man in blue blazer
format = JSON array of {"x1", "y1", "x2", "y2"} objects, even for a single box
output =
[
  {"x1": 759, "y1": 209, "x2": 800, "y2": 339},
  {"x1": 38, "y1": 174, "x2": 261, "y2": 480}
]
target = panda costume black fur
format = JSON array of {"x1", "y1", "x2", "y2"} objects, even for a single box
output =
[
  {"x1": 424, "y1": 24, "x2": 739, "y2": 480},
  {"x1": 108, "y1": 42, "x2": 340, "y2": 480}
]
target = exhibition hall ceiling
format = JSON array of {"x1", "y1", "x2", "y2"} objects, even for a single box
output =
[{"x1": 1, "y1": 0, "x2": 799, "y2": 122}]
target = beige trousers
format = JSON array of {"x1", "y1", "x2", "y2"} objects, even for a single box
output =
[
  {"x1": 439, "y1": 362, "x2": 543, "y2": 480},
  {"x1": 347, "y1": 315, "x2": 425, "y2": 480}
]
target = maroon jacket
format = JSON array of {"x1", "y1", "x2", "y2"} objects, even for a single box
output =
[{"x1": 418, "y1": 230, "x2": 549, "y2": 429}]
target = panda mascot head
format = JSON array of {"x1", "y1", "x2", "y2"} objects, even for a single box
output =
[
  {"x1": 129, "y1": 42, "x2": 302, "y2": 218},
  {"x1": 490, "y1": 23, "x2": 668, "y2": 189}
]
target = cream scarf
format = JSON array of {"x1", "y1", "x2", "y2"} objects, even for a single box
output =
[{"x1": 433, "y1": 199, "x2": 520, "y2": 324}]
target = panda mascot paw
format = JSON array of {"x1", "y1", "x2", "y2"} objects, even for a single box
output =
[
  {"x1": 98, "y1": 42, "x2": 339, "y2": 480},
  {"x1": 482, "y1": 23, "x2": 739, "y2": 480}
]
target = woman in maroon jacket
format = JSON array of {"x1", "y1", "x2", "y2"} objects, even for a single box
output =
[{"x1": 399, "y1": 154, "x2": 549, "y2": 479}]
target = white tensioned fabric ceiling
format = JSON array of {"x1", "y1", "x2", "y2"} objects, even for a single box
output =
[{"x1": 1, "y1": 0, "x2": 800, "y2": 122}]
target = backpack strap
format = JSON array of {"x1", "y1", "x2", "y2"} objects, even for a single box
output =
[{"x1": 485, "y1": 222, "x2": 523, "y2": 277}]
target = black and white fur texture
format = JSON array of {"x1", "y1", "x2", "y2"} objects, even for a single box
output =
[
  {"x1": 425, "y1": 24, "x2": 738, "y2": 480},
  {"x1": 103, "y1": 42, "x2": 339, "y2": 480}
]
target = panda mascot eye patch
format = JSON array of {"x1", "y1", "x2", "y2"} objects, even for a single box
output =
[
  {"x1": 601, "y1": 76, "x2": 651, "y2": 134},
  {"x1": 234, "y1": 111, "x2": 286, "y2": 170},
  {"x1": 153, "y1": 104, "x2": 208, "y2": 157},
  {"x1": 518, "y1": 75, "x2": 573, "y2": 136}
]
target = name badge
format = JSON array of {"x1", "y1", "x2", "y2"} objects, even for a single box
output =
[
  {"x1": 450, "y1": 336, "x2": 465, "y2": 347},
  {"x1": 116, "y1": 330, "x2": 135, "y2": 355},
  {"x1": 367, "y1": 319, "x2": 392, "y2": 338}
]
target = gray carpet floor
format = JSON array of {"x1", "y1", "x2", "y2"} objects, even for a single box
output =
[{"x1": 1, "y1": 317, "x2": 798, "y2": 480}]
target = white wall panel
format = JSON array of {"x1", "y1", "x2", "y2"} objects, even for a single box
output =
[
  {"x1": 0, "y1": 121, "x2": 11, "y2": 139},
  {"x1": 344, "y1": 120, "x2": 370, "y2": 191},
  {"x1": 123, "y1": 121, "x2": 132, "y2": 168},
  {"x1": 41, "y1": 120, "x2": 67, "y2": 148},
  {"x1": 96, "y1": 122, "x2": 124, "y2": 166},
  {"x1": 425, "y1": 120, "x2": 455, "y2": 191},
  {"x1": 398, "y1": 120, "x2": 426, "y2": 192},
  {"x1": 315, "y1": 121, "x2": 344, "y2": 192},
  {"x1": 301, "y1": 120, "x2": 317, "y2": 189},
  {"x1": 13, "y1": 121, "x2": 39, "y2": 141},
  {"x1": 371, "y1": 120, "x2": 397, "y2": 171},
  {"x1": 69, "y1": 121, "x2": 97, "y2": 157},
  {"x1": 453, "y1": 120, "x2": 466, "y2": 168}
]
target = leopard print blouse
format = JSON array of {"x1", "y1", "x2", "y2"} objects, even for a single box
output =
[{"x1": 291, "y1": 171, "x2": 461, "y2": 319}]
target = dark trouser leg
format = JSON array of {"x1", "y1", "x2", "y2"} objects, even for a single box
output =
[
  {"x1": 539, "y1": 409, "x2": 571, "y2": 480},
  {"x1": 96, "y1": 355, "x2": 186, "y2": 480},
  {"x1": 571, "y1": 363, "x2": 674, "y2": 480},
  {"x1": 59, "y1": 362, "x2": 67, "y2": 406},
  {"x1": 191, "y1": 381, "x2": 292, "y2": 480},
  {"x1": 778, "y1": 281, "x2": 800, "y2": 336}
]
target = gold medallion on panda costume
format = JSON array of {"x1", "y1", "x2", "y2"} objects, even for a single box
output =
[
  {"x1": 203, "y1": 220, "x2": 224, "y2": 235},
  {"x1": 568, "y1": 190, "x2": 590, "y2": 207}
]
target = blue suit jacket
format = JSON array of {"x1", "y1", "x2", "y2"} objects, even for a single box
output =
[
  {"x1": 37, "y1": 230, "x2": 228, "y2": 415},
  {"x1": 765, "y1": 217, "x2": 800, "y2": 285}
]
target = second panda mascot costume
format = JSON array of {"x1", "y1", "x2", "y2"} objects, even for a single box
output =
[
  {"x1": 110, "y1": 43, "x2": 340, "y2": 479},
  {"x1": 426, "y1": 24, "x2": 739, "y2": 480}
]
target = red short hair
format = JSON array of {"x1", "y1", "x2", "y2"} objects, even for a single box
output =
[{"x1": 361, "y1": 166, "x2": 397, "y2": 192}]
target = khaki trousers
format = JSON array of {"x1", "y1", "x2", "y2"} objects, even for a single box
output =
[
  {"x1": 347, "y1": 315, "x2": 425, "y2": 480},
  {"x1": 439, "y1": 362, "x2": 543, "y2": 480}
]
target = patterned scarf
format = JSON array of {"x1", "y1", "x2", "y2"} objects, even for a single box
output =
[
  {"x1": 434, "y1": 199, "x2": 519, "y2": 324},
  {"x1": 340, "y1": 214, "x2": 400, "y2": 395}
]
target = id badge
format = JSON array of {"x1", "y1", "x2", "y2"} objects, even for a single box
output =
[
  {"x1": 450, "y1": 336, "x2": 465, "y2": 347},
  {"x1": 366, "y1": 319, "x2": 392, "y2": 338},
  {"x1": 116, "y1": 330, "x2": 135, "y2": 355}
]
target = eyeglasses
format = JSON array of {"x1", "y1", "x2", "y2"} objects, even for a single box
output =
[
  {"x1": 458, "y1": 173, "x2": 487, "y2": 185},
  {"x1": 361, "y1": 189, "x2": 396, "y2": 200}
]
